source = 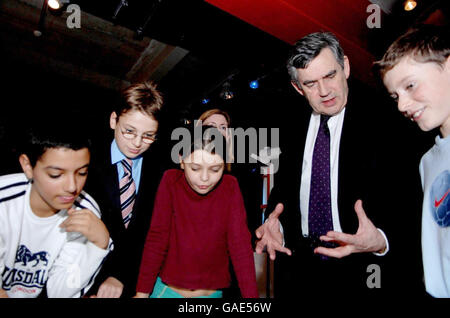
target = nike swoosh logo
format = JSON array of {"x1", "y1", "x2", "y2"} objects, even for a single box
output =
[{"x1": 435, "y1": 189, "x2": 450, "y2": 208}]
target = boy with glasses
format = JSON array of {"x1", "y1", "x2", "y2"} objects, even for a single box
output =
[{"x1": 86, "y1": 82, "x2": 165, "y2": 298}]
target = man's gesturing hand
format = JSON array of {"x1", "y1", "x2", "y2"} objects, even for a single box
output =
[{"x1": 255, "y1": 203, "x2": 292, "y2": 260}]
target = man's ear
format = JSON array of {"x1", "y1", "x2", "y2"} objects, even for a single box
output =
[
  {"x1": 19, "y1": 154, "x2": 33, "y2": 180},
  {"x1": 110, "y1": 111, "x2": 118, "y2": 130},
  {"x1": 291, "y1": 81, "x2": 304, "y2": 96},
  {"x1": 343, "y1": 55, "x2": 351, "y2": 79}
]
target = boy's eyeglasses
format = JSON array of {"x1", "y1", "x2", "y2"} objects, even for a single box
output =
[{"x1": 119, "y1": 124, "x2": 157, "y2": 144}]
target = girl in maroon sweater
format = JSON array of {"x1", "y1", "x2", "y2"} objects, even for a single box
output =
[{"x1": 135, "y1": 128, "x2": 258, "y2": 298}]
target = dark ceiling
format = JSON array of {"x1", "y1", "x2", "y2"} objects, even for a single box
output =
[
  {"x1": 0, "y1": 0, "x2": 292, "y2": 125},
  {"x1": 0, "y1": 0, "x2": 448, "y2": 164}
]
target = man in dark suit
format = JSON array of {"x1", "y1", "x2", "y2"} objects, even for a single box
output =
[
  {"x1": 255, "y1": 32, "x2": 423, "y2": 297},
  {"x1": 85, "y1": 82, "x2": 165, "y2": 298}
]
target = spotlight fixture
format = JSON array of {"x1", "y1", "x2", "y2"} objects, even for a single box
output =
[
  {"x1": 219, "y1": 82, "x2": 234, "y2": 100},
  {"x1": 48, "y1": 0, "x2": 61, "y2": 10},
  {"x1": 48, "y1": 0, "x2": 70, "y2": 15},
  {"x1": 112, "y1": 0, "x2": 129, "y2": 21},
  {"x1": 249, "y1": 80, "x2": 259, "y2": 89},
  {"x1": 201, "y1": 98, "x2": 210, "y2": 105},
  {"x1": 404, "y1": 0, "x2": 417, "y2": 11},
  {"x1": 34, "y1": 0, "x2": 70, "y2": 37}
]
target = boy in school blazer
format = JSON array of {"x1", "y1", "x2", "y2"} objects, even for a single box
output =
[{"x1": 86, "y1": 82, "x2": 165, "y2": 298}]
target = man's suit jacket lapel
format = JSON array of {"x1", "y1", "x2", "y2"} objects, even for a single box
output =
[
  {"x1": 336, "y1": 104, "x2": 356, "y2": 234},
  {"x1": 280, "y1": 106, "x2": 311, "y2": 241},
  {"x1": 293, "y1": 107, "x2": 312, "y2": 211},
  {"x1": 336, "y1": 96, "x2": 371, "y2": 234}
]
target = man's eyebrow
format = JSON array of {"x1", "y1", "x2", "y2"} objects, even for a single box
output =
[
  {"x1": 324, "y1": 70, "x2": 337, "y2": 78},
  {"x1": 302, "y1": 79, "x2": 316, "y2": 86},
  {"x1": 302, "y1": 70, "x2": 337, "y2": 86}
]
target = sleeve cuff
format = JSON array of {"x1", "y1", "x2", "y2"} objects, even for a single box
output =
[
  {"x1": 373, "y1": 228, "x2": 389, "y2": 256},
  {"x1": 262, "y1": 219, "x2": 286, "y2": 247},
  {"x1": 279, "y1": 222, "x2": 285, "y2": 247}
]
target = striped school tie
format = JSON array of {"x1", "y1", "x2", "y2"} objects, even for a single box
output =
[{"x1": 119, "y1": 158, "x2": 136, "y2": 228}]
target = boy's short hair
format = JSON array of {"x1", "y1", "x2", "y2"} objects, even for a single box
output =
[
  {"x1": 113, "y1": 81, "x2": 163, "y2": 121},
  {"x1": 375, "y1": 24, "x2": 450, "y2": 78},
  {"x1": 21, "y1": 115, "x2": 91, "y2": 167}
]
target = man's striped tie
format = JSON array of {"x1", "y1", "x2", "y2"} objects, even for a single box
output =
[{"x1": 119, "y1": 158, "x2": 136, "y2": 228}]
